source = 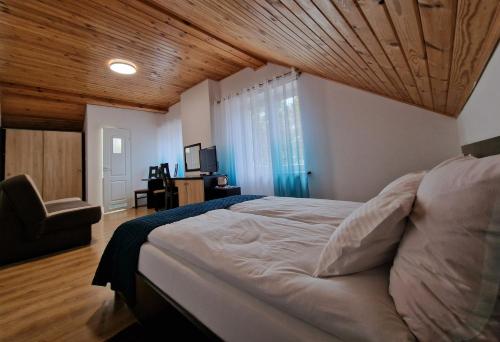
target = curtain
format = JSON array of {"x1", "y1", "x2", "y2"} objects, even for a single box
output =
[
  {"x1": 157, "y1": 109, "x2": 184, "y2": 176},
  {"x1": 213, "y1": 74, "x2": 309, "y2": 197}
]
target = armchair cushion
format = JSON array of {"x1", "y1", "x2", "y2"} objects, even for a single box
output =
[
  {"x1": 43, "y1": 199, "x2": 101, "y2": 233},
  {"x1": 45, "y1": 198, "x2": 91, "y2": 213}
]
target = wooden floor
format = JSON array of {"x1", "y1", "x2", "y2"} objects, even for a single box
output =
[{"x1": 0, "y1": 207, "x2": 153, "y2": 342}]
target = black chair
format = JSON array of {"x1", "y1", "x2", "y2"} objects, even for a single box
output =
[
  {"x1": 149, "y1": 166, "x2": 159, "y2": 179},
  {"x1": 0, "y1": 174, "x2": 102, "y2": 265},
  {"x1": 135, "y1": 166, "x2": 160, "y2": 209},
  {"x1": 159, "y1": 163, "x2": 170, "y2": 179},
  {"x1": 159, "y1": 163, "x2": 179, "y2": 210},
  {"x1": 147, "y1": 178, "x2": 165, "y2": 211}
]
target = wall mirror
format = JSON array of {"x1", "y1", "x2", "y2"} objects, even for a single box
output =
[{"x1": 184, "y1": 143, "x2": 201, "y2": 172}]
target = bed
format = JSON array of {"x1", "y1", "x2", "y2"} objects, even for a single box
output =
[
  {"x1": 139, "y1": 204, "x2": 414, "y2": 341},
  {"x1": 93, "y1": 136, "x2": 500, "y2": 341}
]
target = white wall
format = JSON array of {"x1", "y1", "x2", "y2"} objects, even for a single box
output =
[
  {"x1": 180, "y1": 79, "x2": 217, "y2": 148},
  {"x1": 214, "y1": 64, "x2": 460, "y2": 201},
  {"x1": 157, "y1": 102, "x2": 184, "y2": 176},
  {"x1": 297, "y1": 74, "x2": 336, "y2": 199},
  {"x1": 458, "y1": 45, "x2": 500, "y2": 145},
  {"x1": 85, "y1": 105, "x2": 167, "y2": 207},
  {"x1": 180, "y1": 79, "x2": 220, "y2": 176},
  {"x1": 301, "y1": 74, "x2": 460, "y2": 201},
  {"x1": 219, "y1": 64, "x2": 290, "y2": 96}
]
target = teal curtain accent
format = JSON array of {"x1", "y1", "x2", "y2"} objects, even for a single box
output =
[
  {"x1": 176, "y1": 154, "x2": 185, "y2": 177},
  {"x1": 213, "y1": 99, "x2": 238, "y2": 186},
  {"x1": 217, "y1": 144, "x2": 237, "y2": 186}
]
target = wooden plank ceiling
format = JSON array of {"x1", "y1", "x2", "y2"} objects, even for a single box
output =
[
  {"x1": 0, "y1": 0, "x2": 263, "y2": 130},
  {"x1": 0, "y1": 0, "x2": 499, "y2": 131},
  {"x1": 152, "y1": 0, "x2": 500, "y2": 117}
]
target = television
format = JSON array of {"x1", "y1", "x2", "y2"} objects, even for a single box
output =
[{"x1": 200, "y1": 146, "x2": 218, "y2": 174}]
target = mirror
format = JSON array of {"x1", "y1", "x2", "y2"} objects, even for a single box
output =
[{"x1": 184, "y1": 143, "x2": 201, "y2": 172}]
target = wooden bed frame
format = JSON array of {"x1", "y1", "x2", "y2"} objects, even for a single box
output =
[
  {"x1": 122, "y1": 272, "x2": 221, "y2": 340},
  {"x1": 122, "y1": 136, "x2": 500, "y2": 339}
]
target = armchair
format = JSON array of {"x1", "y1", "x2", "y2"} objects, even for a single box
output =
[{"x1": 0, "y1": 174, "x2": 102, "y2": 265}]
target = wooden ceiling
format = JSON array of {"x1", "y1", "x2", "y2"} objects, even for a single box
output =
[
  {"x1": 153, "y1": 0, "x2": 500, "y2": 116},
  {"x1": 0, "y1": 0, "x2": 263, "y2": 129},
  {"x1": 0, "y1": 0, "x2": 499, "y2": 130},
  {"x1": 1, "y1": 93, "x2": 85, "y2": 131}
]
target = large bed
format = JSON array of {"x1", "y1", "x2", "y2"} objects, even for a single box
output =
[
  {"x1": 138, "y1": 198, "x2": 412, "y2": 341},
  {"x1": 93, "y1": 137, "x2": 500, "y2": 341}
]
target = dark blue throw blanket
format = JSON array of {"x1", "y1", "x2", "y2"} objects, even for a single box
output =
[{"x1": 92, "y1": 195, "x2": 262, "y2": 303}]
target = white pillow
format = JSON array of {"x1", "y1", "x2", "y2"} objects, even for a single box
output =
[
  {"x1": 389, "y1": 154, "x2": 500, "y2": 341},
  {"x1": 314, "y1": 172, "x2": 424, "y2": 277},
  {"x1": 379, "y1": 171, "x2": 426, "y2": 195},
  {"x1": 314, "y1": 191, "x2": 415, "y2": 276}
]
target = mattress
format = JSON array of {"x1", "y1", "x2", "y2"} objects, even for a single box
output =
[
  {"x1": 147, "y1": 209, "x2": 414, "y2": 341},
  {"x1": 138, "y1": 243, "x2": 338, "y2": 342},
  {"x1": 230, "y1": 196, "x2": 362, "y2": 226}
]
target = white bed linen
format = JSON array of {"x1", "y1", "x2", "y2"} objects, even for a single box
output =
[
  {"x1": 229, "y1": 196, "x2": 362, "y2": 226},
  {"x1": 139, "y1": 243, "x2": 338, "y2": 342},
  {"x1": 148, "y1": 209, "x2": 414, "y2": 341}
]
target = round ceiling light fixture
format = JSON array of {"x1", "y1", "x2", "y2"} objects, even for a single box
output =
[{"x1": 108, "y1": 59, "x2": 137, "y2": 75}]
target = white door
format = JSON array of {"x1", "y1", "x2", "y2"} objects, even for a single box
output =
[{"x1": 103, "y1": 128, "x2": 131, "y2": 213}]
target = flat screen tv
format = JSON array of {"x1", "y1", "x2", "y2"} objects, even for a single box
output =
[{"x1": 200, "y1": 146, "x2": 218, "y2": 174}]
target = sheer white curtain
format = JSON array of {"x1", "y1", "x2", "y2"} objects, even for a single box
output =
[
  {"x1": 213, "y1": 85, "x2": 273, "y2": 195},
  {"x1": 213, "y1": 73, "x2": 308, "y2": 197},
  {"x1": 157, "y1": 108, "x2": 184, "y2": 176}
]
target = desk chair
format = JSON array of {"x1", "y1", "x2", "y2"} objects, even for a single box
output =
[
  {"x1": 159, "y1": 163, "x2": 178, "y2": 210},
  {"x1": 148, "y1": 178, "x2": 165, "y2": 211},
  {"x1": 149, "y1": 166, "x2": 159, "y2": 179},
  {"x1": 159, "y1": 163, "x2": 170, "y2": 179},
  {"x1": 134, "y1": 165, "x2": 160, "y2": 208}
]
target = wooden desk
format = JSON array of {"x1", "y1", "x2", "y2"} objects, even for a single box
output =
[
  {"x1": 142, "y1": 175, "x2": 228, "y2": 206},
  {"x1": 174, "y1": 178, "x2": 204, "y2": 206},
  {"x1": 174, "y1": 175, "x2": 225, "y2": 206}
]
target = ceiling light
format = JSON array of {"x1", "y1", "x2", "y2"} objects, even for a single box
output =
[{"x1": 108, "y1": 59, "x2": 137, "y2": 75}]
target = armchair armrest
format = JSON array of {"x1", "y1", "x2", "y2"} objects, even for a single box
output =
[
  {"x1": 43, "y1": 205, "x2": 102, "y2": 232},
  {"x1": 44, "y1": 198, "x2": 82, "y2": 205}
]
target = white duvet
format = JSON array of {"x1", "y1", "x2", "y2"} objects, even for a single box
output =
[
  {"x1": 230, "y1": 196, "x2": 362, "y2": 226},
  {"x1": 148, "y1": 208, "x2": 413, "y2": 341}
]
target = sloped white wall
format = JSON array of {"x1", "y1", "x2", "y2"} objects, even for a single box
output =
[
  {"x1": 212, "y1": 64, "x2": 461, "y2": 201},
  {"x1": 218, "y1": 64, "x2": 290, "y2": 95},
  {"x1": 457, "y1": 45, "x2": 500, "y2": 145},
  {"x1": 301, "y1": 74, "x2": 460, "y2": 201}
]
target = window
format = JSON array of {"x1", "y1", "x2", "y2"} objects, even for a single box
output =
[
  {"x1": 213, "y1": 76, "x2": 309, "y2": 197},
  {"x1": 112, "y1": 138, "x2": 122, "y2": 154}
]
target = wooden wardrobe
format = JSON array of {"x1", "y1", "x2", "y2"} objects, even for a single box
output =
[{"x1": 2, "y1": 128, "x2": 84, "y2": 201}]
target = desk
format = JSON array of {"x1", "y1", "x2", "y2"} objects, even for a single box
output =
[
  {"x1": 143, "y1": 175, "x2": 223, "y2": 206},
  {"x1": 174, "y1": 178, "x2": 204, "y2": 206}
]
